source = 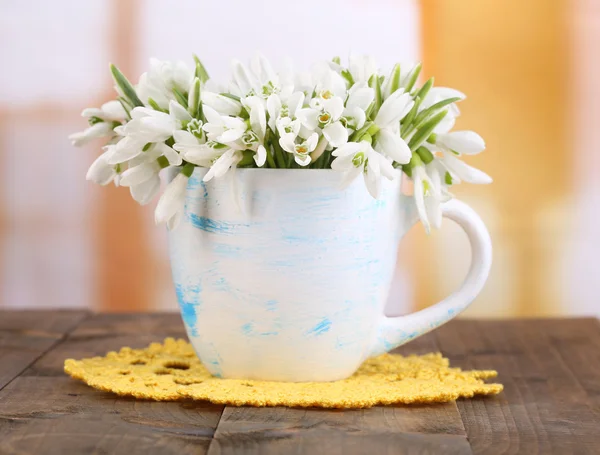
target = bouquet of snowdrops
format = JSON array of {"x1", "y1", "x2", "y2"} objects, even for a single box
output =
[{"x1": 70, "y1": 54, "x2": 491, "y2": 231}]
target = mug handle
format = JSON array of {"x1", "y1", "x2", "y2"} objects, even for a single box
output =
[{"x1": 369, "y1": 199, "x2": 493, "y2": 357}]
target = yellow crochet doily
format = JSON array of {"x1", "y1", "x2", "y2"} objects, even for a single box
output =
[{"x1": 64, "y1": 338, "x2": 502, "y2": 408}]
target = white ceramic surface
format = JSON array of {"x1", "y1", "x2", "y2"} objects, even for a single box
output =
[{"x1": 169, "y1": 168, "x2": 492, "y2": 382}]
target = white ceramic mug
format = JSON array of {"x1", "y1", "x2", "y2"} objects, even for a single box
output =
[{"x1": 169, "y1": 168, "x2": 492, "y2": 382}]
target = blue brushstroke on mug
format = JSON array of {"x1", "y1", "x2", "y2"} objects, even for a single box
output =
[
  {"x1": 188, "y1": 213, "x2": 247, "y2": 234},
  {"x1": 306, "y1": 318, "x2": 332, "y2": 336},
  {"x1": 175, "y1": 283, "x2": 201, "y2": 336}
]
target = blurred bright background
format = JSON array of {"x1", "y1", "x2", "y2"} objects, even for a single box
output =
[{"x1": 0, "y1": 0, "x2": 598, "y2": 316}]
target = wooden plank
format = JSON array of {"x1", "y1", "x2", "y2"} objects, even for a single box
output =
[
  {"x1": 0, "y1": 313, "x2": 224, "y2": 455},
  {"x1": 208, "y1": 331, "x2": 472, "y2": 455},
  {"x1": 435, "y1": 319, "x2": 600, "y2": 455},
  {"x1": 0, "y1": 310, "x2": 89, "y2": 390}
]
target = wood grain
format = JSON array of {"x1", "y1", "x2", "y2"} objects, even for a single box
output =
[
  {"x1": 0, "y1": 310, "x2": 89, "y2": 390},
  {"x1": 2, "y1": 312, "x2": 600, "y2": 454},
  {"x1": 0, "y1": 312, "x2": 224, "y2": 455},
  {"x1": 208, "y1": 331, "x2": 472, "y2": 455},
  {"x1": 435, "y1": 318, "x2": 600, "y2": 455}
]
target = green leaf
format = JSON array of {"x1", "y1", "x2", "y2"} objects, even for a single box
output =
[
  {"x1": 193, "y1": 55, "x2": 210, "y2": 83},
  {"x1": 110, "y1": 64, "x2": 143, "y2": 107},
  {"x1": 413, "y1": 97, "x2": 461, "y2": 129},
  {"x1": 181, "y1": 162, "x2": 196, "y2": 178},
  {"x1": 172, "y1": 87, "x2": 188, "y2": 108},
  {"x1": 389, "y1": 63, "x2": 401, "y2": 94},
  {"x1": 219, "y1": 92, "x2": 241, "y2": 102},
  {"x1": 188, "y1": 77, "x2": 201, "y2": 118},
  {"x1": 147, "y1": 97, "x2": 167, "y2": 113},
  {"x1": 416, "y1": 146, "x2": 434, "y2": 164},
  {"x1": 368, "y1": 74, "x2": 383, "y2": 119},
  {"x1": 341, "y1": 69, "x2": 354, "y2": 87},
  {"x1": 349, "y1": 121, "x2": 373, "y2": 142},
  {"x1": 401, "y1": 164, "x2": 413, "y2": 177},
  {"x1": 408, "y1": 109, "x2": 447, "y2": 151},
  {"x1": 403, "y1": 63, "x2": 422, "y2": 93},
  {"x1": 117, "y1": 97, "x2": 132, "y2": 119},
  {"x1": 445, "y1": 171, "x2": 453, "y2": 185},
  {"x1": 400, "y1": 96, "x2": 421, "y2": 136},
  {"x1": 414, "y1": 77, "x2": 434, "y2": 100}
]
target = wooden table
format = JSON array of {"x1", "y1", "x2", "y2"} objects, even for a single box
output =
[{"x1": 0, "y1": 311, "x2": 598, "y2": 454}]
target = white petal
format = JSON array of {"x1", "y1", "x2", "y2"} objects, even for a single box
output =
[
  {"x1": 86, "y1": 152, "x2": 116, "y2": 185},
  {"x1": 347, "y1": 86, "x2": 375, "y2": 111},
  {"x1": 155, "y1": 173, "x2": 188, "y2": 224},
  {"x1": 331, "y1": 153, "x2": 355, "y2": 171},
  {"x1": 279, "y1": 134, "x2": 296, "y2": 154},
  {"x1": 69, "y1": 122, "x2": 112, "y2": 146},
  {"x1": 339, "y1": 165, "x2": 362, "y2": 189},
  {"x1": 169, "y1": 100, "x2": 192, "y2": 123},
  {"x1": 294, "y1": 154, "x2": 312, "y2": 166},
  {"x1": 254, "y1": 144, "x2": 266, "y2": 167},
  {"x1": 323, "y1": 122, "x2": 348, "y2": 148},
  {"x1": 364, "y1": 157, "x2": 382, "y2": 199},
  {"x1": 218, "y1": 128, "x2": 244, "y2": 144},
  {"x1": 250, "y1": 101, "x2": 266, "y2": 139},
  {"x1": 438, "y1": 131, "x2": 485, "y2": 155},
  {"x1": 167, "y1": 209, "x2": 183, "y2": 231},
  {"x1": 202, "y1": 92, "x2": 242, "y2": 116},
  {"x1": 375, "y1": 91, "x2": 412, "y2": 128},
  {"x1": 120, "y1": 162, "x2": 158, "y2": 186},
  {"x1": 155, "y1": 142, "x2": 182, "y2": 165},
  {"x1": 107, "y1": 136, "x2": 145, "y2": 164},
  {"x1": 441, "y1": 153, "x2": 492, "y2": 184},
  {"x1": 266, "y1": 94, "x2": 281, "y2": 130},
  {"x1": 323, "y1": 97, "x2": 344, "y2": 120},
  {"x1": 434, "y1": 115, "x2": 456, "y2": 134},
  {"x1": 376, "y1": 129, "x2": 411, "y2": 164},
  {"x1": 306, "y1": 133, "x2": 319, "y2": 151},
  {"x1": 413, "y1": 170, "x2": 430, "y2": 234},
  {"x1": 331, "y1": 141, "x2": 362, "y2": 157},
  {"x1": 202, "y1": 105, "x2": 223, "y2": 125},
  {"x1": 231, "y1": 60, "x2": 256, "y2": 96},
  {"x1": 204, "y1": 150, "x2": 241, "y2": 181},
  {"x1": 173, "y1": 130, "x2": 200, "y2": 146},
  {"x1": 130, "y1": 174, "x2": 160, "y2": 205},
  {"x1": 287, "y1": 91, "x2": 305, "y2": 116},
  {"x1": 296, "y1": 108, "x2": 319, "y2": 130}
]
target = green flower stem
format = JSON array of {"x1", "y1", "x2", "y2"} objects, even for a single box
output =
[
  {"x1": 193, "y1": 54, "x2": 210, "y2": 83},
  {"x1": 110, "y1": 64, "x2": 144, "y2": 107},
  {"x1": 408, "y1": 110, "x2": 447, "y2": 151},
  {"x1": 156, "y1": 156, "x2": 170, "y2": 169},
  {"x1": 368, "y1": 74, "x2": 383, "y2": 119},
  {"x1": 389, "y1": 64, "x2": 401, "y2": 94},
  {"x1": 404, "y1": 63, "x2": 422, "y2": 93},
  {"x1": 237, "y1": 150, "x2": 256, "y2": 167},
  {"x1": 416, "y1": 146, "x2": 434, "y2": 164},
  {"x1": 181, "y1": 162, "x2": 195, "y2": 178}
]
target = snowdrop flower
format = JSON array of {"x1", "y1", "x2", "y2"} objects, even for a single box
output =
[
  {"x1": 412, "y1": 164, "x2": 440, "y2": 234},
  {"x1": 331, "y1": 140, "x2": 395, "y2": 198},
  {"x1": 108, "y1": 101, "x2": 189, "y2": 165},
  {"x1": 201, "y1": 91, "x2": 242, "y2": 116},
  {"x1": 440, "y1": 152, "x2": 492, "y2": 184},
  {"x1": 69, "y1": 101, "x2": 126, "y2": 146},
  {"x1": 372, "y1": 89, "x2": 414, "y2": 164},
  {"x1": 230, "y1": 54, "x2": 288, "y2": 100},
  {"x1": 266, "y1": 91, "x2": 304, "y2": 138},
  {"x1": 202, "y1": 106, "x2": 246, "y2": 144},
  {"x1": 119, "y1": 152, "x2": 174, "y2": 205},
  {"x1": 86, "y1": 145, "x2": 119, "y2": 185},
  {"x1": 155, "y1": 164, "x2": 195, "y2": 230},
  {"x1": 343, "y1": 83, "x2": 374, "y2": 130},
  {"x1": 137, "y1": 58, "x2": 194, "y2": 110},
  {"x1": 241, "y1": 96, "x2": 267, "y2": 166},
  {"x1": 430, "y1": 131, "x2": 486, "y2": 155},
  {"x1": 348, "y1": 55, "x2": 378, "y2": 84},
  {"x1": 297, "y1": 97, "x2": 348, "y2": 147},
  {"x1": 280, "y1": 133, "x2": 319, "y2": 166}
]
